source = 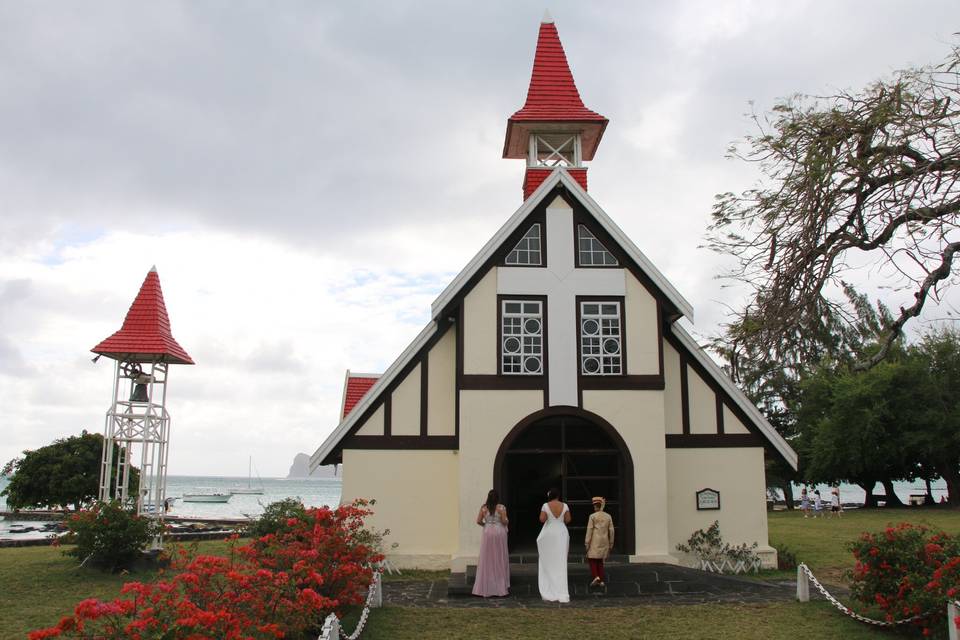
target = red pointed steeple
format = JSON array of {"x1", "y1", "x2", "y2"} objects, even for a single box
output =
[
  {"x1": 508, "y1": 18, "x2": 607, "y2": 125},
  {"x1": 503, "y1": 14, "x2": 608, "y2": 199},
  {"x1": 92, "y1": 267, "x2": 195, "y2": 365}
]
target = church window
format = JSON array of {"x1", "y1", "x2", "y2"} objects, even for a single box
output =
[
  {"x1": 580, "y1": 301, "x2": 622, "y2": 375},
  {"x1": 505, "y1": 224, "x2": 542, "y2": 266},
  {"x1": 501, "y1": 300, "x2": 543, "y2": 375},
  {"x1": 578, "y1": 225, "x2": 618, "y2": 266}
]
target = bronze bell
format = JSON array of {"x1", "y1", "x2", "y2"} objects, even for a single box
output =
[{"x1": 130, "y1": 374, "x2": 151, "y2": 403}]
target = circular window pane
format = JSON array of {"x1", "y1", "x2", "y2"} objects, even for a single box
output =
[
  {"x1": 524, "y1": 318, "x2": 541, "y2": 334},
  {"x1": 524, "y1": 356, "x2": 541, "y2": 373},
  {"x1": 603, "y1": 338, "x2": 620, "y2": 354},
  {"x1": 582, "y1": 319, "x2": 600, "y2": 335},
  {"x1": 504, "y1": 337, "x2": 521, "y2": 354},
  {"x1": 583, "y1": 357, "x2": 600, "y2": 374}
]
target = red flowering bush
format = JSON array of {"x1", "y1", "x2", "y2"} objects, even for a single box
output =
[
  {"x1": 848, "y1": 523, "x2": 960, "y2": 636},
  {"x1": 64, "y1": 501, "x2": 164, "y2": 571},
  {"x1": 30, "y1": 500, "x2": 384, "y2": 639}
]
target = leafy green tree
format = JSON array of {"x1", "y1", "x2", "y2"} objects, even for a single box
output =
[
  {"x1": 1, "y1": 431, "x2": 138, "y2": 510},
  {"x1": 708, "y1": 42, "x2": 960, "y2": 372},
  {"x1": 797, "y1": 357, "x2": 924, "y2": 506},
  {"x1": 907, "y1": 329, "x2": 960, "y2": 502}
]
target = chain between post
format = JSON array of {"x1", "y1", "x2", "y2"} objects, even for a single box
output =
[
  {"x1": 338, "y1": 570, "x2": 382, "y2": 640},
  {"x1": 798, "y1": 563, "x2": 932, "y2": 627}
]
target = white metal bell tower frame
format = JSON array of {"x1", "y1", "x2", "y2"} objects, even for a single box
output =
[{"x1": 98, "y1": 358, "x2": 172, "y2": 521}]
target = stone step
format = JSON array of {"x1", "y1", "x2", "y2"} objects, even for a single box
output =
[{"x1": 446, "y1": 562, "x2": 781, "y2": 599}]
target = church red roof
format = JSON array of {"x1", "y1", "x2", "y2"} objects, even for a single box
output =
[
  {"x1": 342, "y1": 373, "x2": 379, "y2": 419},
  {"x1": 509, "y1": 20, "x2": 607, "y2": 124},
  {"x1": 91, "y1": 267, "x2": 195, "y2": 365}
]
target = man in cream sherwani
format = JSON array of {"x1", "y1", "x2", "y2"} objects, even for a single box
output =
[{"x1": 585, "y1": 496, "x2": 615, "y2": 587}]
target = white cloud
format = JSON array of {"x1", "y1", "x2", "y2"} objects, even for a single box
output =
[{"x1": 2, "y1": 1, "x2": 959, "y2": 475}]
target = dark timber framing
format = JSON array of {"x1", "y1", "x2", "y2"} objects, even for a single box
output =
[
  {"x1": 663, "y1": 329, "x2": 789, "y2": 465},
  {"x1": 323, "y1": 317, "x2": 458, "y2": 465}
]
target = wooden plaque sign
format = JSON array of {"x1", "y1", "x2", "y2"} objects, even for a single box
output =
[{"x1": 696, "y1": 488, "x2": 720, "y2": 511}]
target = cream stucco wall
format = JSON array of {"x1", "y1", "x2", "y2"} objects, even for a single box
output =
[
  {"x1": 723, "y1": 405, "x2": 750, "y2": 435},
  {"x1": 341, "y1": 449, "x2": 459, "y2": 568},
  {"x1": 687, "y1": 366, "x2": 717, "y2": 434},
  {"x1": 453, "y1": 389, "x2": 544, "y2": 571},
  {"x1": 582, "y1": 389, "x2": 675, "y2": 563},
  {"x1": 663, "y1": 341, "x2": 683, "y2": 435},
  {"x1": 427, "y1": 328, "x2": 456, "y2": 436},
  {"x1": 625, "y1": 274, "x2": 659, "y2": 375},
  {"x1": 462, "y1": 269, "x2": 497, "y2": 375},
  {"x1": 666, "y1": 447, "x2": 774, "y2": 568},
  {"x1": 390, "y1": 363, "x2": 421, "y2": 436},
  {"x1": 355, "y1": 404, "x2": 384, "y2": 436}
]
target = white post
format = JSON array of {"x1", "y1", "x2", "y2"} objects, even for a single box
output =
[
  {"x1": 372, "y1": 573, "x2": 382, "y2": 608},
  {"x1": 319, "y1": 613, "x2": 339, "y2": 640},
  {"x1": 796, "y1": 565, "x2": 810, "y2": 602},
  {"x1": 948, "y1": 602, "x2": 959, "y2": 640}
]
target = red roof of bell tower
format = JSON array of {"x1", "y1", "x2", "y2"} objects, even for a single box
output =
[
  {"x1": 509, "y1": 19, "x2": 607, "y2": 125},
  {"x1": 91, "y1": 266, "x2": 195, "y2": 365}
]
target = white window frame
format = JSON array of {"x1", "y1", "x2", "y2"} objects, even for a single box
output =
[
  {"x1": 501, "y1": 299, "x2": 544, "y2": 375},
  {"x1": 577, "y1": 224, "x2": 619, "y2": 266},
  {"x1": 505, "y1": 223, "x2": 543, "y2": 266},
  {"x1": 580, "y1": 301, "x2": 622, "y2": 375}
]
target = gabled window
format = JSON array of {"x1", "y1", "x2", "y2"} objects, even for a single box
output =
[
  {"x1": 501, "y1": 299, "x2": 544, "y2": 375},
  {"x1": 505, "y1": 224, "x2": 543, "y2": 266},
  {"x1": 580, "y1": 301, "x2": 622, "y2": 375},
  {"x1": 577, "y1": 225, "x2": 618, "y2": 266}
]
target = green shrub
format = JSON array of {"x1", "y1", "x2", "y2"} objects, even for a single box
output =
[
  {"x1": 848, "y1": 523, "x2": 960, "y2": 635},
  {"x1": 247, "y1": 497, "x2": 308, "y2": 539},
  {"x1": 772, "y1": 542, "x2": 797, "y2": 570},
  {"x1": 63, "y1": 500, "x2": 162, "y2": 571},
  {"x1": 676, "y1": 520, "x2": 760, "y2": 573}
]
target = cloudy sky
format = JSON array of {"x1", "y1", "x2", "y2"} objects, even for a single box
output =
[{"x1": 2, "y1": 1, "x2": 958, "y2": 477}]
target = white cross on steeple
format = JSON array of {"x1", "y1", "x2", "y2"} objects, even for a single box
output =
[{"x1": 497, "y1": 196, "x2": 625, "y2": 406}]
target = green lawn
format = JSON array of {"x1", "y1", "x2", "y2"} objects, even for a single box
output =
[
  {"x1": 351, "y1": 602, "x2": 901, "y2": 640},
  {"x1": 5, "y1": 510, "x2": 960, "y2": 639},
  {"x1": 768, "y1": 507, "x2": 960, "y2": 583}
]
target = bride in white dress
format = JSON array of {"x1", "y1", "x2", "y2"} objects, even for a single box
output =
[{"x1": 537, "y1": 488, "x2": 571, "y2": 603}]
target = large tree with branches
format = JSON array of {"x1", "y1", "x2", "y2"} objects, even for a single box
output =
[{"x1": 709, "y1": 42, "x2": 960, "y2": 375}]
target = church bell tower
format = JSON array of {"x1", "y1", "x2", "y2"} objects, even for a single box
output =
[
  {"x1": 91, "y1": 266, "x2": 194, "y2": 533},
  {"x1": 503, "y1": 12, "x2": 608, "y2": 200}
]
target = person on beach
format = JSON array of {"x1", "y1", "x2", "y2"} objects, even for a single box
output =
[
  {"x1": 813, "y1": 490, "x2": 823, "y2": 517},
  {"x1": 830, "y1": 487, "x2": 842, "y2": 518},
  {"x1": 800, "y1": 487, "x2": 810, "y2": 518},
  {"x1": 472, "y1": 489, "x2": 510, "y2": 597},
  {"x1": 585, "y1": 496, "x2": 614, "y2": 588},
  {"x1": 537, "y1": 487, "x2": 571, "y2": 603}
]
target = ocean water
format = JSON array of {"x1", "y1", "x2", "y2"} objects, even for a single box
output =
[{"x1": 0, "y1": 475, "x2": 343, "y2": 521}]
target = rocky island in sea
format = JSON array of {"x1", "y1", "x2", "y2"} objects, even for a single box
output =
[{"x1": 287, "y1": 453, "x2": 339, "y2": 479}]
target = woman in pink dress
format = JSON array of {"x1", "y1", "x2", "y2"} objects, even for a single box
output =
[{"x1": 472, "y1": 489, "x2": 510, "y2": 597}]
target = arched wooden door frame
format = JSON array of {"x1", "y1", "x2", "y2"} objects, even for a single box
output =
[{"x1": 492, "y1": 406, "x2": 635, "y2": 555}]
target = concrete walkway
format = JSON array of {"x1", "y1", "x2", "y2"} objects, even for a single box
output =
[{"x1": 385, "y1": 563, "x2": 799, "y2": 609}]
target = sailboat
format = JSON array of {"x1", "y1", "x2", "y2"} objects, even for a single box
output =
[{"x1": 230, "y1": 456, "x2": 265, "y2": 495}]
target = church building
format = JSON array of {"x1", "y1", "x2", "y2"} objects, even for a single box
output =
[{"x1": 311, "y1": 16, "x2": 797, "y2": 571}]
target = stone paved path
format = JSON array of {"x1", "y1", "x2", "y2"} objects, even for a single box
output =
[{"x1": 384, "y1": 563, "x2": 803, "y2": 609}]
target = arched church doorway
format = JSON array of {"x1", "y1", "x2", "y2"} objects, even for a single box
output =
[{"x1": 493, "y1": 409, "x2": 634, "y2": 555}]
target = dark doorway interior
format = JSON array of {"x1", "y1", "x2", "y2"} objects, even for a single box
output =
[{"x1": 498, "y1": 413, "x2": 631, "y2": 554}]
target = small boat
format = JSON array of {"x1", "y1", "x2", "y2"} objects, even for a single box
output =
[
  {"x1": 182, "y1": 490, "x2": 231, "y2": 503},
  {"x1": 230, "y1": 456, "x2": 265, "y2": 495}
]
